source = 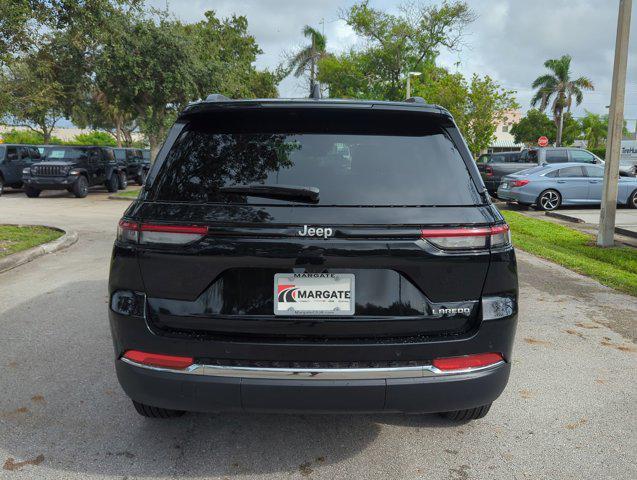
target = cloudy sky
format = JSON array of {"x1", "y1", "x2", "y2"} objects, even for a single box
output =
[{"x1": 149, "y1": 0, "x2": 636, "y2": 125}]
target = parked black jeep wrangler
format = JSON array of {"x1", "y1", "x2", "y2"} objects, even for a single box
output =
[
  {"x1": 23, "y1": 146, "x2": 127, "y2": 198},
  {"x1": 114, "y1": 148, "x2": 150, "y2": 185},
  {"x1": 0, "y1": 144, "x2": 43, "y2": 196}
]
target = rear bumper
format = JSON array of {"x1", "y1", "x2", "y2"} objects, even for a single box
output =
[
  {"x1": 116, "y1": 358, "x2": 510, "y2": 413},
  {"x1": 109, "y1": 307, "x2": 517, "y2": 413},
  {"x1": 496, "y1": 187, "x2": 536, "y2": 204}
]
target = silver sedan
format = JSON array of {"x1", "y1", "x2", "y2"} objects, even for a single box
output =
[{"x1": 497, "y1": 163, "x2": 637, "y2": 211}]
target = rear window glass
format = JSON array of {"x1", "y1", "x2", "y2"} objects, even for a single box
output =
[
  {"x1": 546, "y1": 150, "x2": 568, "y2": 163},
  {"x1": 114, "y1": 149, "x2": 126, "y2": 161},
  {"x1": 150, "y1": 111, "x2": 482, "y2": 206}
]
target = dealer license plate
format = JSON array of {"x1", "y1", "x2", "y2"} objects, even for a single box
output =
[{"x1": 274, "y1": 273, "x2": 355, "y2": 316}]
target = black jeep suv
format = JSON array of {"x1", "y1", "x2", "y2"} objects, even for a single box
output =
[
  {"x1": 109, "y1": 96, "x2": 518, "y2": 420},
  {"x1": 23, "y1": 146, "x2": 127, "y2": 198},
  {"x1": 114, "y1": 147, "x2": 150, "y2": 185},
  {"x1": 0, "y1": 144, "x2": 43, "y2": 195}
]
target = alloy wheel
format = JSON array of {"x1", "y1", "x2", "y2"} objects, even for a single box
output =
[{"x1": 540, "y1": 191, "x2": 560, "y2": 210}]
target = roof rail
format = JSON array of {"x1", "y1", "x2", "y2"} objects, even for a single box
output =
[
  {"x1": 205, "y1": 93, "x2": 231, "y2": 102},
  {"x1": 309, "y1": 83, "x2": 321, "y2": 100},
  {"x1": 405, "y1": 96, "x2": 426, "y2": 104}
]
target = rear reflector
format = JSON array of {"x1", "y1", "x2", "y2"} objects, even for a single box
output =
[
  {"x1": 485, "y1": 166, "x2": 493, "y2": 177},
  {"x1": 421, "y1": 224, "x2": 510, "y2": 250},
  {"x1": 123, "y1": 350, "x2": 194, "y2": 370},
  {"x1": 117, "y1": 220, "x2": 208, "y2": 245},
  {"x1": 432, "y1": 352, "x2": 503, "y2": 371}
]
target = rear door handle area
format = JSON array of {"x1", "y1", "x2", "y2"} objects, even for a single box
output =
[{"x1": 557, "y1": 180, "x2": 566, "y2": 183}]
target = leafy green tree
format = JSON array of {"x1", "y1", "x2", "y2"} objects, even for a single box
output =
[
  {"x1": 531, "y1": 54, "x2": 593, "y2": 146},
  {"x1": 580, "y1": 110, "x2": 607, "y2": 149},
  {"x1": 2, "y1": 45, "x2": 67, "y2": 143},
  {"x1": 318, "y1": 0, "x2": 475, "y2": 100},
  {"x1": 414, "y1": 69, "x2": 518, "y2": 156},
  {"x1": 0, "y1": 0, "x2": 142, "y2": 61},
  {"x1": 560, "y1": 113, "x2": 582, "y2": 146},
  {"x1": 289, "y1": 26, "x2": 328, "y2": 95},
  {"x1": 510, "y1": 109, "x2": 556, "y2": 145},
  {"x1": 67, "y1": 131, "x2": 117, "y2": 146},
  {"x1": 0, "y1": 128, "x2": 62, "y2": 145}
]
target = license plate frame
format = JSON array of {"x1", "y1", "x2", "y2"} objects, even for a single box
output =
[{"x1": 274, "y1": 273, "x2": 355, "y2": 316}]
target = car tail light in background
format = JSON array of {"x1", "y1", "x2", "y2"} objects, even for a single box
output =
[
  {"x1": 432, "y1": 352, "x2": 503, "y2": 371},
  {"x1": 421, "y1": 224, "x2": 510, "y2": 250},
  {"x1": 123, "y1": 350, "x2": 194, "y2": 370},
  {"x1": 117, "y1": 220, "x2": 208, "y2": 245},
  {"x1": 485, "y1": 166, "x2": 493, "y2": 177},
  {"x1": 511, "y1": 179, "x2": 529, "y2": 187}
]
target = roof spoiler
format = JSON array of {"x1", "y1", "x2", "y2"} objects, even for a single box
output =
[
  {"x1": 405, "y1": 96, "x2": 426, "y2": 104},
  {"x1": 205, "y1": 93, "x2": 231, "y2": 102}
]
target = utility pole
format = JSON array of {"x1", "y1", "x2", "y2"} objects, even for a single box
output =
[
  {"x1": 598, "y1": 0, "x2": 632, "y2": 247},
  {"x1": 406, "y1": 71, "x2": 422, "y2": 99}
]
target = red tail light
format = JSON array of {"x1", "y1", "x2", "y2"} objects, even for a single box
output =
[
  {"x1": 512, "y1": 179, "x2": 529, "y2": 187},
  {"x1": 123, "y1": 350, "x2": 194, "y2": 370},
  {"x1": 421, "y1": 224, "x2": 510, "y2": 250},
  {"x1": 432, "y1": 352, "x2": 503, "y2": 371},
  {"x1": 485, "y1": 166, "x2": 493, "y2": 177},
  {"x1": 117, "y1": 220, "x2": 207, "y2": 245}
]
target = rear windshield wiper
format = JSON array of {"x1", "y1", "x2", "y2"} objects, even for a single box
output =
[{"x1": 219, "y1": 184, "x2": 320, "y2": 204}]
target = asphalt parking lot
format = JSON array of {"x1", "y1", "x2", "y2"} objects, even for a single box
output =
[{"x1": 0, "y1": 189, "x2": 635, "y2": 480}]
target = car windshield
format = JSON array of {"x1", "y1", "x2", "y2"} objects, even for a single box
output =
[
  {"x1": 44, "y1": 147, "x2": 88, "y2": 160},
  {"x1": 114, "y1": 149, "x2": 126, "y2": 161},
  {"x1": 151, "y1": 113, "x2": 483, "y2": 206}
]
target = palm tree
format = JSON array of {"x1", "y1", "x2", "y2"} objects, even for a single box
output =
[
  {"x1": 289, "y1": 26, "x2": 327, "y2": 95},
  {"x1": 531, "y1": 55, "x2": 594, "y2": 146}
]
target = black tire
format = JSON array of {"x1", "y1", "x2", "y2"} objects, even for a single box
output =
[
  {"x1": 117, "y1": 171, "x2": 128, "y2": 190},
  {"x1": 0, "y1": 176, "x2": 4, "y2": 196},
  {"x1": 72, "y1": 175, "x2": 89, "y2": 198},
  {"x1": 628, "y1": 190, "x2": 637, "y2": 209},
  {"x1": 137, "y1": 170, "x2": 147, "y2": 186},
  {"x1": 440, "y1": 403, "x2": 492, "y2": 421},
  {"x1": 536, "y1": 189, "x2": 561, "y2": 211},
  {"x1": 106, "y1": 173, "x2": 119, "y2": 193},
  {"x1": 24, "y1": 186, "x2": 41, "y2": 198},
  {"x1": 132, "y1": 400, "x2": 185, "y2": 418}
]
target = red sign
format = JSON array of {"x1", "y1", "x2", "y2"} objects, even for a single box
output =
[{"x1": 538, "y1": 136, "x2": 549, "y2": 147}]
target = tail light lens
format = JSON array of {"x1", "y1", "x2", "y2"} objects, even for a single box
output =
[
  {"x1": 512, "y1": 179, "x2": 529, "y2": 187},
  {"x1": 117, "y1": 220, "x2": 208, "y2": 245},
  {"x1": 432, "y1": 352, "x2": 503, "y2": 371},
  {"x1": 421, "y1": 224, "x2": 510, "y2": 250},
  {"x1": 123, "y1": 350, "x2": 194, "y2": 370},
  {"x1": 485, "y1": 166, "x2": 493, "y2": 177}
]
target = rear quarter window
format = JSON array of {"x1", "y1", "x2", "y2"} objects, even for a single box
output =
[{"x1": 150, "y1": 110, "x2": 483, "y2": 207}]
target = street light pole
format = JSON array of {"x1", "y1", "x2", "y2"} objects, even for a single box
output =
[
  {"x1": 405, "y1": 71, "x2": 422, "y2": 99},
  {"x1": 598, "y1": 0, "x2": 632, "y2": 247}
]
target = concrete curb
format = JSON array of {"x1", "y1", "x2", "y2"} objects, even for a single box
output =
[
  {"x1": 107, "y1": 195, "x2": 136, "y2": 201},
  {"x1": 0, "y1": 226, "x2": 79, "y2": 274},
  {"x1": 615, "y1": 226, "x2": 637, "y2": 239},
  {"x1": 545, "y1": 211, "x2": 585, "y2": 223}
]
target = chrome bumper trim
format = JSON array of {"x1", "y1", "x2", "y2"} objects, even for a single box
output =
[{"x1": 120, "y1": 358, "x2": 505, "y2": 380}]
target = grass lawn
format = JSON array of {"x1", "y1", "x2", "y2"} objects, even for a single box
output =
[
  {"x1": 502, "y1": 210, "x2": 637, "y2": 296},
  {"x1": 112, "y1": 188, "x2": 141, "y2": 199},
  {"x1": 0, "y1": 225, "x2": 63, "y2": 258}
]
